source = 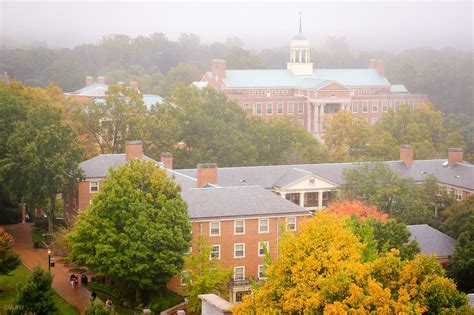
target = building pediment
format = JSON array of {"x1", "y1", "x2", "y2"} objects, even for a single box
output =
[
  {"x1": 316, "y1": 81, "x2": 351, "y2": 91},
  {"x1": 273, "y1": 167, "x2": 338, "y2": 191}
]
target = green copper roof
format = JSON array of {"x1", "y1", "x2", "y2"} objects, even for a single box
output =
[
  {"x1": 391, "y1": 84, "x2": 409, "y2": 93},
  {"x1": 223, "y1": 69, "x2": 391, "y2": 88}
]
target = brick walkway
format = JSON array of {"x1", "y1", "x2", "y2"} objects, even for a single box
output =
[{"x1": 5, "y1": 223, "x2": 91, "y2": 314}]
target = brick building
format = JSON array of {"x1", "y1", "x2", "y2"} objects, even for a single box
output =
[
  {"x1": 195, "y1": 25, "x2": 428, "y2": 137},
  {"x1": 66, "y1": 142, "x2": 472, "y2": 303}
]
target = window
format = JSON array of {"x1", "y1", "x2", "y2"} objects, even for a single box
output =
[
  {"x1": 180, "y1": 271, "x2": 190, "y2": 285},
  {"x1": 352, "y1": 102, "x2": 358, "y2": 113},
  {"x1": 362, "y1": 101, "x2": 368, "y2": 113},
  {"x1": 259, "y1": 218, "x2": 269, "y2": 233},
  {"x1": 266, "y1": 89, "x2": 271, "y2": 96},
  {"x1": 256, "y1": 103, "x2": 262, "y2": 115},
  {"x1": 271, "y1": 89, "x2": 276, "y2": 95},
  {"x1": 258, "y1": 265, "x2": 267, "y2": 279},
  {"x1": 286, "y1": 217, "x2": 296, "y2": 231},
  {"x1": 234, "y1": 243, "x2": 245, "y2": 258},
  {"x1": 278, "y1": 90, "x2": 283, "y2": 95},
  {"x1": 90, "y1": 181, "x2": 99, "y2": 193},
  {"x1": 235, "y1": 291, "x2": 248, "y2": 302},
  {"x1": 298, "y1": 102, "x2": 304, "y2": 114},
  {"x1": 210, "y1": 245, "x2": 220, "y2": 259},
  {"x1": 371, "y1": 117, "x2": 378, "y2": 125},
  {"x1": 322, "y1": 192, "x2": 330, "y2": 207},
  {"x1": 209, "y1": 221, "x2": 220, "y2": 236},
  {"x1": 234, "y1": 266, "x2": 245, "y2": 281},
  {"x1": 286, "y1": 193, "x2": 300, "y2": 205},
  {"x1": 331, "y1": 92, "x2": 336, "y2": 97},
  {"x1": 283, "y1": 89, "x2": 288, "y2": 95},
  {"x1": 287, "y1": 102, "x2": 294, "y2": 114},
  {"x1": 304, "y1": 192, "x2": 318, "y2": 207},
  {"x1": 249, "y1": 90, "x2": 254, "y2": 96},
  {"x1": 243, "y1": 103, "x2": 250, "y2": 110},
  {"x1": 258, "y1": 241, "x2": 269, "y2": 256},
  {"x1": 234, "y1": 220, "x2": 245, "y2": 235},
  {"x1": 372, "y1": 101, "x2": 378, "y2": 113},
  {"x1": 455, "y1": 189, "x2": 462, "y2": 201},
  {"x1": 266, "y1": 103, "x2": 273, "y2": 115},
  {"x1": 382, "y1": 100, "x2": 388, "y2": 112},
  {"x1": 277, "y1": 102, "x2": 283, "y2": 115}
]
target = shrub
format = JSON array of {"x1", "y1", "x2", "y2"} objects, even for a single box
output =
[
  {"x1": 85, "y1": 302, "x2": 113, "y2": 315},
  {"x1": 0, "y1": 207, "x2": 21, "y2": 225}
]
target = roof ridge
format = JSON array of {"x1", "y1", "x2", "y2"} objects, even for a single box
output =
[{"x1": 186, "y1": 185, "x2": 261, "y2": 191}]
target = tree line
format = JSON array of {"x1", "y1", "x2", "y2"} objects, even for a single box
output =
[{"x1": 1, "y1": 34, "x2": 472, "y2": 115}]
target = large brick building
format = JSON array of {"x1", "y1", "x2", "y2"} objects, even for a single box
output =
[
  {"x1": 65, "y1": 141, "x2": 472, "y2": 303},
  {"x1": 196, "y1": 26, "x2": 428, "y2": 137}
]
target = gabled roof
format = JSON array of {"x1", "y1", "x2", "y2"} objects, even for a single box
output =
[
  {"x1": 181, "y1": 185, "x2": 308, "y2": 220},
  {"x1": 68, "y1": 83, "x2": 109, "y2": 97},
  {"x1": 176, "y1": 159, "x2": 474, "y2": 191},
  {"x1": 407, "y1": 224, "x2": 456, "y2": 257},
  {"x1": 79, "y1": 154, "x2": 156, "y2": 178},
  {"x1": 223, "y1": 68, "x2": 391, "y2": 89},
  {"x1": 273, "y1": 168, "x2": 312, "y2": 188}
]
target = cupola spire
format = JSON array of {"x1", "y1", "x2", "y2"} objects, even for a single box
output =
[{"x1": 299, "y1": 11, "x2": 302, "y2": 34}]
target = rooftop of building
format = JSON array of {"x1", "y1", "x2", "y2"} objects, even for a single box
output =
[
  {"x1": 407, "y1": 224, "x2": 456, "y2": 257},
  {"x1": 223, "y1": 68, "x2": 391, "y2": 89}
]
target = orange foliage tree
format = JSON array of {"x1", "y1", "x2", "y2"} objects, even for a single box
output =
[{"x1": 326, "y1": 200, "x2": 388, "y2": 222}]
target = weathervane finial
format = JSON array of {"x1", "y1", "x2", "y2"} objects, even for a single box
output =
[{"x1": 299, "y1": 11, "x2": 302, "y2": 34}]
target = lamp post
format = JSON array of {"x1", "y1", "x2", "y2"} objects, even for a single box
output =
[{"x1": 47, "y1": 249, "x2": 52, "y2": 272}]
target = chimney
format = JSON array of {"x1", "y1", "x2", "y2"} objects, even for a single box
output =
[
  {"x1": 125, "y1": 141, "x2": 143, "y2": 161},
  {"x1": 97, "y1": 76, "x2": 105, "y2": 84},
  {"x1": 400, "y1": 144, "x2": 413, "y2": 166},
  {"x1": 368, "y1": 59, "x2": 377, "y2": 69},
  {"x1": 211, "y1": 59, "x2": 226, "y2": 83},
  {"x1": 130, "y1": 81, "x2": 138, "y2": 91},
  {"x1": 160, "y1": 152, "x2": 173, "y2": 169},
  {"x1": 376, "y1": 59, "x2": 385, "y2": 77},
  {"x1": 197, "y1": 163, "x2": 217, "y2": 188},
  {"x1": 448, "y1": 148, "x2": 464, "y2": 166},
  {"x1": 85, "y1": 76, "x2": 94, "y2": 86}
]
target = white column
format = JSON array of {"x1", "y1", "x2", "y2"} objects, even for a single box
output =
[
  {"x1": 299, "y1": 50, "x2": 302, "y2": 63},
  {"x1": 318, "y1": 191, "x2": 323, "y2": 209},
  {"x1": 300, "y1": 193, "x2": 304, "y2": 207},
  {"x1": 280, "y1": 193, "x2": 286, "y2": 199}
]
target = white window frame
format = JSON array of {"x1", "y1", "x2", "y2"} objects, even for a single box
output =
[
  {"x1": 362, "y1": 101, "x2": 368, "y2": 113},
  {"x1": 209, "y1": 221, "x2": 220, "y2": 236},
  {"x1": 298, "y1": 102, "x2": 304, "y2": 114},
  {"x1": 352, "y1": 102, "x2": 358, "y2": 113},
  {"x1": 266, "y1": 103, "x2": 273, "y2": 115},
  {"x1": 283, "y1": 89, "x2": 288, "y2": 95},
  {"x1": 372, "y1": 101, "x2": 378, "y2": 113},
  {"x1": 286, "y1": 217, "x2": 296, "y2": 231},
  {"x1": 258, "y1": 265, "x2": 267, "y2": 279},
  {"x1": 455, "y1": 189, "x2": 462, "y2": 201},
  {"x1": 256, "y1": 103, "x2": 262, "y2": 115},
  {"x1": 277, "y1": 102, "x2": 283, "y2": 115},
  {"x1": 287, "y1": 102, "x2": 294, "y2": 114},
  {"x1": 234, "y1": 243, "x2": 245, "y2": 258},
  {"x1": 249, "y1": 90, "x2": 254, "y2": 96},
  {"x1": 382, "y1": 100, "x2": 388, "y2": 112},
  {"x1": 90, "y1": 181, "x2": 99, "y2": 193},
  {"x1": 234, "y1": 266, "x2": 245, "y2": 281},
  {"x1": 258, "y1": 218, "x2": 269, "y2": 233},
  {"x1": 258, "y1": 241, "x2": 269, "y2": 256},
  {"x1": 210, "y1": 245, "x2": 220, "y2": 260},
  {"x1": 234, "y1": 219, "x2": 245, "y2": 235}
]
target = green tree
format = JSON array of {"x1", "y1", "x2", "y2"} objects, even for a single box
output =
[
  {"x1": 85, "y1": 303, "x2": 113, "y2": 315},
  {"x1": 441, "y1": 195, "x2": 474, "y2": 239},
  {"x1": 157, "y1": 63, "x2": 202, "y2": 96},
  {"x1": 68, "y1": 160, "x2": 192, "y2": 302},
  {"x1": 0, "y1": 231, "x2": 21, "y2": 275},
  {"x1": 1, "y1": 94, "x2": 83, "y2": 233},
  {"x1": 448, "y1": 230, "x2": 474, "y2": 292},
  {"x1": 181, "y1": 237, "x2": 233, "y2": 313},
  {"x1": 69, "y1": 84, "x2": 147, "y2": 154},
  {"x1": 342, "y1": 162, "x2": 433, "y2": 224},
  {"x1": 8, "y1": 267, "x2": 57, "y2": 315}
]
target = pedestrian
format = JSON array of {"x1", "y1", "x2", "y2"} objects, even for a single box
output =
[
  {"x1": 105, "y1": 298, "x2": 113, "y2": 308},
  {"x1": 91, "y1": 291, "x2": 97, "y2": 302},
  {"x1": 69, "y1": 274, "x2": 77, "y2": 288}
]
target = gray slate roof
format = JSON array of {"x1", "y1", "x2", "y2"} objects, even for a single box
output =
[
  {"x1": 407, "y1": 224, "x2": 456, "y2": 257},
  {"x1": 181, "y1": 185, "x2": 309, "y2": 220},
  {"x1": 176, "y1": 160, "x2": 474, "y2": 191},
  {"x1": 79, "y1": 154, "x2": 155, "y2": 178}
]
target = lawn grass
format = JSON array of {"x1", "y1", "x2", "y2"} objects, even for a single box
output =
[{"x1": 0, "y1": 265, "x2": 79, "y2": 315}]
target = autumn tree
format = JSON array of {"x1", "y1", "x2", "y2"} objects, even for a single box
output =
[
  {"x1": 1, "y1": 88, "x2": 83, "y2": 233},
  {"x1": 157, "y1": 63, "x2": 202, "y2": 96},
  {"x1": 68, "y1": 160, "x2": 192, "y2": 302},
  {"x1": 0, "y1": 231, "x2": 21, "y2": 276},
  {"x1": 180, "y1": 237, "x2": 232, "y2": 313},
  {"x1": 233, "y1": 213, "x2": 469, "y2": 314}
]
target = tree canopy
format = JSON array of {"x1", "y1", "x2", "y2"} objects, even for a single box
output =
[
  {"x1": 233, "y1": 212, "x2": 469, "y2": 314},
  {"x1": 68, "y1": 160, "x2": 192, "y2": 302},
  {"x1": 0, "y1": 231, "x2": 21, "y2": 276}
]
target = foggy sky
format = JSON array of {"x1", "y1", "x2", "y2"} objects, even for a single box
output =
[{"x1": 1, "y1": 1, "x2": 473, "y2": 51}]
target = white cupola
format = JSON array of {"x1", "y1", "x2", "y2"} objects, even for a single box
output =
[{"x1": 287, "y1": 13, "x2": 314, "y2": 76}]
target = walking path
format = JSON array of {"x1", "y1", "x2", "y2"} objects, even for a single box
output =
[{"x1": 5, "y1": 223, "x2": 91, "y2": 314}]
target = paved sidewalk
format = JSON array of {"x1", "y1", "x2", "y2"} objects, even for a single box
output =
[{"x1": 5, "y1": 223, "x2": 91, "y2": 314}]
